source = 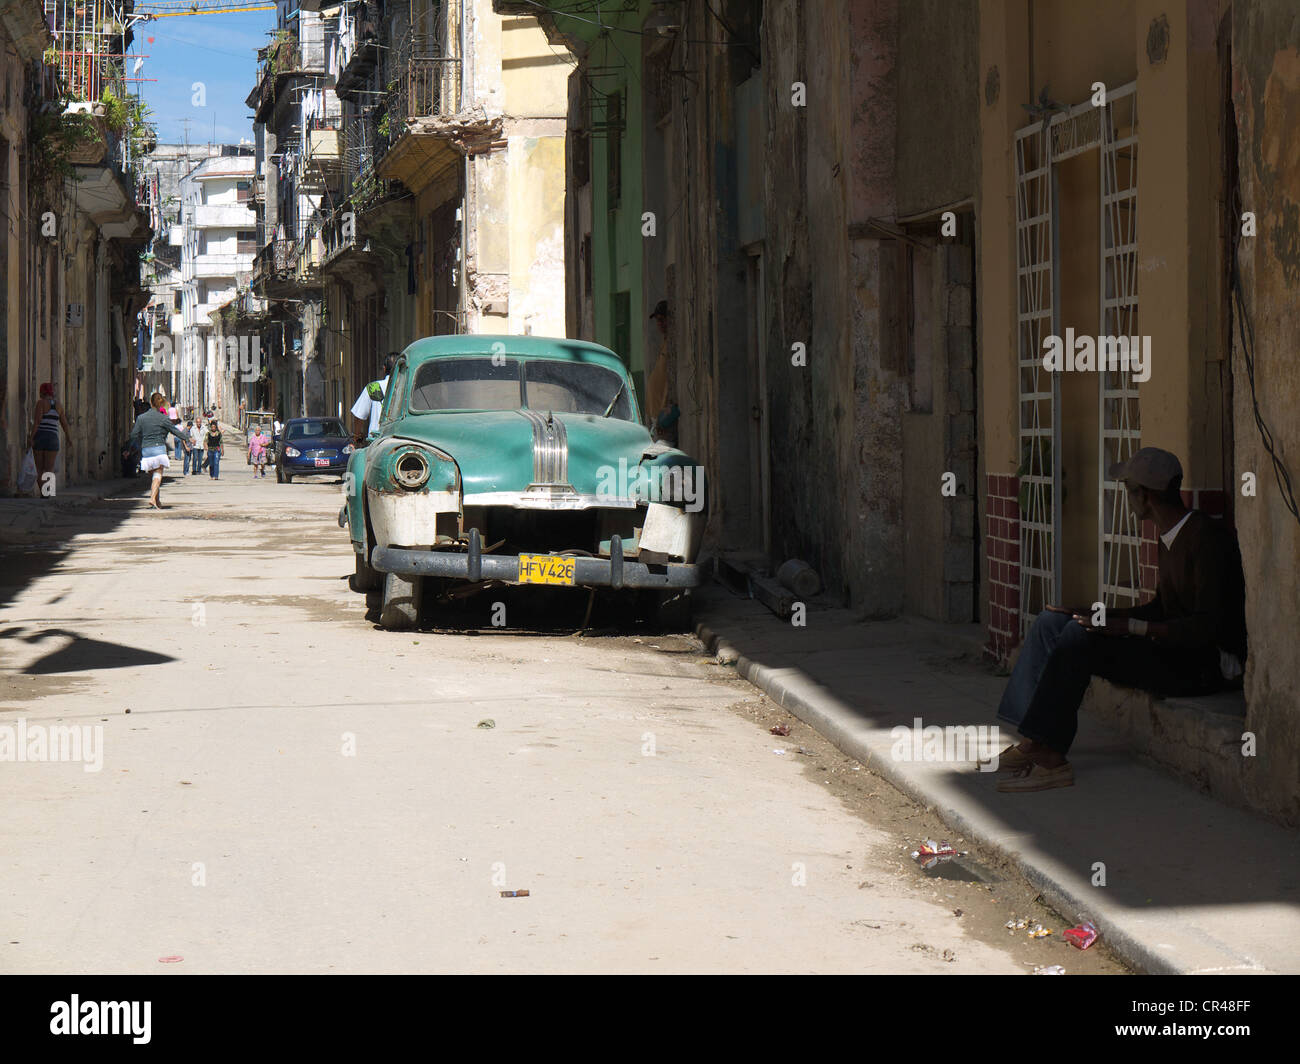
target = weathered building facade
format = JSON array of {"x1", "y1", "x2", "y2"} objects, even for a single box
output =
[
  {"x1": 0, "y1": 0, "x2": 150, "y2": 493},
  {"x1": 534, "y1": 0, "x2": 1299, "y2": 824}
]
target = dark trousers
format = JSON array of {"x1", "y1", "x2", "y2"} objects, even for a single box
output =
[{"x1": 996, "y1": 611, "x2": 1222, "y2": 755}]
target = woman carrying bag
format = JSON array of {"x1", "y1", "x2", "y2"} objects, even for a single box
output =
[{"x1": 27, "y1": 382, "x2": 72, "y2": 496}]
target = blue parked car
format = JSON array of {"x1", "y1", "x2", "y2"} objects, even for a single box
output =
[{"x1": 275, "y1": 417, "x2": 354, "y2": 483}]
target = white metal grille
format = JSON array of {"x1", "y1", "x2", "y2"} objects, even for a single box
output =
[
  {"x1": 1014, "y1": 119, "x2": 1062, "y2": 634},
  {"x1": 1098, "y1": 83, "x2": 1142, "y2": 607}
]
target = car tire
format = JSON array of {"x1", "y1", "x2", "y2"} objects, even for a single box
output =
[
  {"x1": 350, "y1": 550, "x2": 383, "y2": 592},
  {"x1": 379, "y1": 571, "x2": 420, "y2": 629}
]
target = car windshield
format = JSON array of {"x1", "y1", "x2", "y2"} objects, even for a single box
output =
[
  {"x1": 407, "y1": 357, "x2": 635, "y2": 421},
  {"x1": 288, "y1": 419, "x2": 345, "y2": 440}
]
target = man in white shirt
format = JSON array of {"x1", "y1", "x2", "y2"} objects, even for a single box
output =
[
  {"x1": 188, "y1": 419, "x2": 204, "y2": 475},
  {"x1": 351, "y1": 352, "x2": 400, "y2": 445}
]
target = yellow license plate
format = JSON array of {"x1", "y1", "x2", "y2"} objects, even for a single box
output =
[{"x1": 517, "y1": 554, "x2": 576, "y2": 586}]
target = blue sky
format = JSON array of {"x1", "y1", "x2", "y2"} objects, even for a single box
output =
[{"x1": 133, "y1": 12, "x2": 276, "y2": 146}]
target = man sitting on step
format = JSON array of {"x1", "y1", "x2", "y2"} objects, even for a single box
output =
[{"x1": 989, "y1": 447, "x2": 1247, "y2": 793}]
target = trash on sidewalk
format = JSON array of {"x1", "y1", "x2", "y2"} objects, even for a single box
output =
[
  {"x1": 1005, "y1": 916, "x2": 1030, "y2": 931},
  {"x1": 772, "y1": 748, "x2": 787, "y2": 755},
  {"x1": 1033, "y1": 964, "x2": 1066, "y2": 975},
  {"x1": 770, "y1": 722, "x2": 791, "y2": 736},
  {"x1": 1064, "y1": 921, "x2": 1099, "y2": 949},
  {"x1": 499, "y1": 889, "x2": 530, "y2": 898},
  {"x1": 477, "y1": 719, "x2": 495, "y2": 729},
  {"x1": 910, "y1": 840, "x2": 967, "y2": 869},
  {"x1": 1027, "y1": 924, "x2": 1053, "y2": 938}
]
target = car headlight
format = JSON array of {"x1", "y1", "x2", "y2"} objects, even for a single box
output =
[
  {"x1": 393, "y1": 449, "x2": 430, "y2": 490},
  {"x1": 342, "y1": 444, "x2": 354, "y2": 455},
  {"x1": 285, "y1": 446, "x2": 301, "y2": 457}
]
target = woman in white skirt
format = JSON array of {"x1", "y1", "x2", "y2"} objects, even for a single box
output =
[{"x1": 129, "y1": 392, "x2": 193, "y2": 510}]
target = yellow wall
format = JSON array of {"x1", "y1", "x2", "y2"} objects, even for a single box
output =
[{"x1": 979, "y1": 1, "x2": 1227, "y2": 606}]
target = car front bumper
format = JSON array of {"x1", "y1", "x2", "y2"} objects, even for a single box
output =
[{"x1": 370, "y1": 536, "x2": 700, "y2": 590}]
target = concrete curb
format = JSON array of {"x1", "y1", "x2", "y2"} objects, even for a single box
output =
[{"x1": 696, "y1": 619, "x2": 1188, "y2": 974}]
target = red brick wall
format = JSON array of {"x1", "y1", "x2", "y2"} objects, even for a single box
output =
[{"x1": 985, "y1": 473, "x2": 1021, "y2": 661}]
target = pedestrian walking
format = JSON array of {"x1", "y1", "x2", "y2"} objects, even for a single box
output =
[
  {"x1": 205, "y1": 419, "x2": 224, "y2": 479},
  {"x1": 26, "y1": 383, "x2": 73, "y2": 496},
  {"x1": 248, "y1": 427, "x2": 270, "y2": 478},
  {"x1": 188, "y1": 418, "x2": 204, "y2": 475},
  {"x1": 129, "y1": 391, "x2": 192, "y2": 510}
]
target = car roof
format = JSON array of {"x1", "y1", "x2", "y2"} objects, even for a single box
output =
[{"x1": 399, "y1": 335, "x2": 629, "y2": 377}]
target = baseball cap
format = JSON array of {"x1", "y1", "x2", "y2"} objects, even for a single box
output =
[
  {"x1": 649, "y1": 300, "x2": 668, "y2": 320},
  {"x1": 1108, "y1": 446, "x2": 1182, "y2": 490}
]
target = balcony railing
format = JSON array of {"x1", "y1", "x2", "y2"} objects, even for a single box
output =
[
  {"x1": 389, "y1": 54, "x2": 462, "y2": 126},
  {"x1": 254, "y1": 239, "x2": 295, "y2": 278}
]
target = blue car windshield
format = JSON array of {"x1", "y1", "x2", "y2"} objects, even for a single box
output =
[
  {"x1": 407, "y1": 357, "x2": 635, "y2": 421},
  {"x1": 288, "y1": 419, "x2": 345, "y2": 439}
]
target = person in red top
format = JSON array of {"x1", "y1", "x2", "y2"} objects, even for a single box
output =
[{"x1": 27, "y1": 382, "x2": 73, "y2": 495}]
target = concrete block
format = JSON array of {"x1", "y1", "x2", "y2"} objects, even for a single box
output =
[
  {"x1": 949, "y1": 364, "x2": 975, "y2": 411},
  {"x1": 949, "y1": 412, "x2": 976, "y2": 450},
  {"x1": 945, "y1": 580, "x2": 975, "y2": 623},
  {"x1": 945, "y1": 244, "x2": 973, "y2": 285},
  {"x1": 946, "y1": 285, "x2": 972, "y2": 327},
  {"x1": 947, "y1": 325, "x2": 974, "y2": 373},
  {"x1": 943, "y1": 541, "x2": 974, "y2": 582}
]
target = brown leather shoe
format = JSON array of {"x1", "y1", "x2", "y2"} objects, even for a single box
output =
[{"x1": 979, "y1": 744, "x2": 1031, "y2": 774}]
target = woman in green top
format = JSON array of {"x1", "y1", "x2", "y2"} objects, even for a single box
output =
[{"x1": 129, "y1": 392, "x2": 193, "y2": 510}]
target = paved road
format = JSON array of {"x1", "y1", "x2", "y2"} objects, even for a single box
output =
[{"x1": 0, "y1": 461, "x2": 1121, "y2": 973}]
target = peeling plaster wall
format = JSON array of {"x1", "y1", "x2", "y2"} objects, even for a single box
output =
[{"x1": 1230, "y1": 0, "x2": 1300, "y2": 824}]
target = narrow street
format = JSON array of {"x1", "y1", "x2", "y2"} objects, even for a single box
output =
[{"x1": 0, "y1": 453, "x2": 1124, "y2": 974}]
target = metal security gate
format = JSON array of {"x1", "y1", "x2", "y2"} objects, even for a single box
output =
[
  {"x1": 1098, "y1": 82, "x2": 1142, "y2": 607},
  {"x1": 1014, "y1": 119, "x2": 1062, "y2": 633}
]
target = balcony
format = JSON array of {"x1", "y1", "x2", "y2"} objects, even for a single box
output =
[
  {"x1": 319, "y1": 204, "x2": 386, "y2": 292},
  {"x1": 252, "y1": 238, "x2": 298, "y2": 298},
  {"x1": 335, "y1": 2, "x2": 382, "y2": 100},
  {"x1": 377, "y1": 48, "x2": 473, "y2": 188},
  {"x1": 246, "y1": 32, "x2": 326, "y2": 122},
  {"x1": 302, "y1": 122, "x2": 343, "y2": 190}
]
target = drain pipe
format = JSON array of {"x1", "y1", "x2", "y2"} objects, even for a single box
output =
[{"x1": 459, "y1": 0, "x2": 468, "y2": 333}]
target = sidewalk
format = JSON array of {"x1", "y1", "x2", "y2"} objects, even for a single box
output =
[
  {"x1": 694, "y1": 584, "x2": 1300, "y2": 975},
  {"x1": 0, "y1": 477, "x2": 140, "y2": 538}
]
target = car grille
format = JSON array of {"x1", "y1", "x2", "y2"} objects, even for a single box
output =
[{"x1": 303, "y1": 449, "x2": 338, "y2": 459}]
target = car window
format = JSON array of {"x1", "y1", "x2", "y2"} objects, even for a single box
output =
[
  {"x1": 293, "y1": 418, "x2": 344, "y2": 437},
  {"x1": 380, "y1": 362, "x2": 408, "y2": 424},
  {"x1": 408, "y1": 358, "x2": 522, "y2": 412},
  {"x1": 524, "y1": 359, "x2": 635, "y2": 421}
]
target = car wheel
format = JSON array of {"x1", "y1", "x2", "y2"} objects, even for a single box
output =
[
  {"x1": 350, "y1": 550, "x2": 382, "y2": 592},
  {"x1": 379, "y1": 571, "x2": 421, "y2": 629}
]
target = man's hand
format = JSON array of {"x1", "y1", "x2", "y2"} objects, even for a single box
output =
[{"x1": 1072, "y1": 612, "x2": 1128, "y2": 636}]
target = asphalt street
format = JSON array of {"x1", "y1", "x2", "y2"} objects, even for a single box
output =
[{"x1": 0, "y1": 458, "x2": 1125, "y2": 973}]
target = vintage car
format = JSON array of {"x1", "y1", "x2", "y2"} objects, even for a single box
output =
[
  {"x1": 276, "y1": 416, "x2": 353, "y2": 482},
  {"x1": 340, "y1": 335, "x2": 705, "y2": 629}
]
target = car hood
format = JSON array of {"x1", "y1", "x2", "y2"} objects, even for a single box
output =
[{"x1": 384, "y1": 409, "x2": 656, "y2": 496}]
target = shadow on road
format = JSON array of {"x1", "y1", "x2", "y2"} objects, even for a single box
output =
[{"x1": 0, "y1": 626, "x2": 176, "y2": 674}]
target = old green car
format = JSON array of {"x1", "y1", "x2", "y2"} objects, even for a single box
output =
[{"x1": 340, "y1": 335, "x2": 706, "y2": 629}]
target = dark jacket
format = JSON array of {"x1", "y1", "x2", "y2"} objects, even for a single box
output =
[
  {"x1": 130, "y1": 408, "x2": 190, "y2": 450},
  {"x1": 1129, "y1": 510, "x2": 1248, "y2": 661}
]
